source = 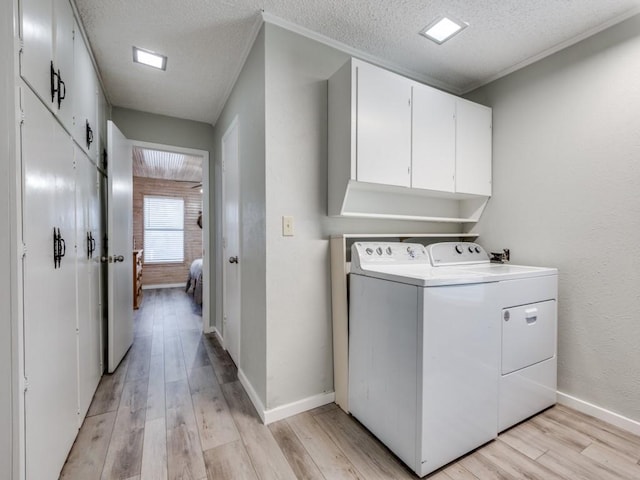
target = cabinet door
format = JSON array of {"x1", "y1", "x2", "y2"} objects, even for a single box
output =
[
  {"x1": 73, "y1": 23, "x2": 98, "y2": 161},
  {"x1": 356, "y1": 61, "x2": 412, "y2": 187},
  {"x1": 411, "y1": 84, "x2": 456, "y2": 192},
  {"x1": 20, "y1": 0, "x2": 54, "y2": 105},
  {"x1": 455, "y1": 99, "x2": 492, "y2": 196},
  {"x1": 75, "y1": 146, "x2": 102, "y2": 419},
  {"x1": 22, "y1": 87, "x2": 79, "y2": 480},
  {"x1": 53, "y1": 0, "x2": 74, "y2": 130}
]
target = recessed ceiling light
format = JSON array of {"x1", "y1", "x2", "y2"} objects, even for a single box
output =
[
  {"x1": 420, "y1": 16, "x2": 468, "y2": 45},
  {"x1": 132, "y1": 46, "x2": 167, "y2": 70}
]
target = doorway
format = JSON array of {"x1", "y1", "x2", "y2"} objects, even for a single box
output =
[{"x1": 129, "y1": 140, "x2": 211, "y2": 332}]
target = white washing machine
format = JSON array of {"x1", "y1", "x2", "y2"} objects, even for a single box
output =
[
  {"x1": 348, "y1": 241, "x2": 558, "y2": 477},
  {"x1": 427, "y1": 242, "x2": 558, "y2": 432},
  {"x1": 349, "y1": 242, "x2": 500, "y2": 477}
]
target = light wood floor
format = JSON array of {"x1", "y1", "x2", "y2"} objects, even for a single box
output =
[{"x1": 61, "y1": 288, "x2": 640, "y2": 480}]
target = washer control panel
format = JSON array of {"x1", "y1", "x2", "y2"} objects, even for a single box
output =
[
  {"x1": 351, "y1": 242, "x2": 429, "y2": 270},
  {"x1": 427, "y1": 242, "x2": 490, "y2": 266}
]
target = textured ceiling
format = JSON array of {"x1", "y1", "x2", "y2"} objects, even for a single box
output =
[
  {"x1": 75, "y1": 0, "x2": 640, "y2": 125},
  {"x1": 132, "y1": 147, "x2": 203, "y2": 182}
]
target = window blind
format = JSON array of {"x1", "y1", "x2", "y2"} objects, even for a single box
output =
[{"x1": 143, "y1": 196, "x2": 184, "y2": 263}]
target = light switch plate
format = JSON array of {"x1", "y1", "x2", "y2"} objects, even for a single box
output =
[{"x1": 282, "y1": 216, "x2": 294, "y2": 236}]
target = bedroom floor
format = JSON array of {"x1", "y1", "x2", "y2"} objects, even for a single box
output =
[{"x1": 59, "y1": 288, "x2": 640, "y2": 480}]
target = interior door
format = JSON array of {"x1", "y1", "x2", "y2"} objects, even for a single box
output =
[
  {"x1": 222, "y1": 118, "x2": 240, "y2": 366},
  {"x1": 106, "y1": 121, "x2": 133, "y2": 372}
]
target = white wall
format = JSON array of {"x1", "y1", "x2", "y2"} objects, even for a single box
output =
[
  {"x1": 262, "y1": 23, "x2": 461, "y2": 411},
  {"x1": 0, "y1": 0, "x2": 16, "y2": 477},
  {"x1": 213, "y1": 21, "x2": 461, "y2": 413},
  {"x1": 467, "y1": 14, "x2": 640, "y2": 422},
  {"x1": 213, "y1": 26, "x2": 268, "y2": 401}
]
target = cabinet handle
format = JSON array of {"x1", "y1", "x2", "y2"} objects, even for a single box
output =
[
  {"x1": 53, "y1": 227, "x2": 59, "y2": 268},
  {"x1": 57, "y1": 69, "x2": 66, "y2": 109},
  {"x1": 50, "y1": 62, "x2": 58, "y2": 103},
  {"x1": 86, "y1": 121, "x2": 94, "y2": 148},
  {"x1": 53, "y1": 227, "x2": 65, "y2": 268},
  {"x1": 87, "y1": 231, "x2": 96, "y2": 259}
]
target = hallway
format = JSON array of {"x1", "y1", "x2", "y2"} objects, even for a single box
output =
[{"x1": 59, "y1": 289, "x2": 640, "y2": 480}]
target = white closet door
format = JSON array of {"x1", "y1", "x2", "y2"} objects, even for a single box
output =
[
  {"x1": 75, "y1": 146, "x2": 102, "y2": 419},
  {"x1": 411, "y1": 84, "x2": 456, "y2": 192},
  {"x1": 22, "y1": 87, "x2": 78, "y2": 480},
  {"x1": 356, "y1": 61, "x2": 412, "y2": 187},
  {"x1": 73, "y1": 21, "x2": 98, "y2": 161},
  {"x1": 20, "y1": 0, "x2": 54, "y2": 106},
  {"x1": 52, "y1": 0, "x2": 74, "y2": 130}
]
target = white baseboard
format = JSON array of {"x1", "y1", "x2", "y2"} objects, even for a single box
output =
[
  {"x1": 237, "y1": 369, "x2": 335, "y2": 425},
  {"x1": 557, "y1": 391, "x2": 640, "y2": 436},
  {"x1": 264, "y1": 391, "x2": 335, "y2": 425},
  {"x1": 238, "y1": 369, "x2": 266, "y2": 423},
  {"x1": 142, "y1": 283, "x2": 186, "y2": 290}
]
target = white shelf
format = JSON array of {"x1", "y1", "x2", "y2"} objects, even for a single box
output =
[{"x1": 332, "y1": 180, "x2": 489, "y2": 223}]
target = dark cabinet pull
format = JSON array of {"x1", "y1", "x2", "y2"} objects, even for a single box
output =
[
  {"x1": 86, "y1": 120, "x2": 94, "y2": 149},
  {"x1": 53, "y1": 227, "x2": 59, "y2": 268},
  {"x1": 86, "y1": 231, "x2": 96, "y2": 259},
  {"x1": 53, "y1": 227, "x2": 65, "y2": 268},
  {"x1": 57, "y1": 69, "x2": 66, "y2": 109},
  {"x1": 50, "y1": 60, "x2": 58, "y2": 102}
]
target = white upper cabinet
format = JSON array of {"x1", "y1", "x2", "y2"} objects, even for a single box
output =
[
  {"x1": 73, "y1": 20, "x2": 98, "y2": 162},
  {"x1": 328, "y1": 58, "x2": 492, "y2": 222},
  {"x1": 455, "y1": 98, "x2": 492, "y2": 196},
  {"x1": 411, "y1": 84, "x2": 456, "y2": 192},
  {"x1": 356, "y1": 61, "x2": 412, "y2": 188},
  {"x1": 20, "y1": 0, "x2": 74, "y2": 130}
]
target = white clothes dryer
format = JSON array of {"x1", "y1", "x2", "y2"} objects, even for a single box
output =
[{"x1": 426, "y1": 242, "x2": 558, "y2": 432}]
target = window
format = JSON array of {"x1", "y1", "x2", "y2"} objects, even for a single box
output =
[{"x1": 143, "y1": 196, "x2": 184, "y2": 263}]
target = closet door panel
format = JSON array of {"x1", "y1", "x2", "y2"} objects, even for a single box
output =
[
  {"x1": 22, "y1": 87, "x2": 78, "y2": 480},
  {"x1": 20, "y1": 0, "x2": 54, "y2": 107},
  {"x1": 52, "y1": 0, "x2": 74, "y2": 130},
  {"x1": 75, "y1": 146, "x2": 102, "y2": 419}
]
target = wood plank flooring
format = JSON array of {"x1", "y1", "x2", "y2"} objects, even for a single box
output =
[{"x1": 61, "y1": 288, "x2": 640, "y2": 480}]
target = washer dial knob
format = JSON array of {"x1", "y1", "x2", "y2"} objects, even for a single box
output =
[
  {"x1": 376, "y1": 247, "x2": 383, "y2": 255},
  {"x1": 455, "y1": 245, "x2": 464, "y2": 254},
  {"x1": 386, "y1": 246, "x2": 393, "y2": 255},
  {"x1": 365, "y1": 247, "x2": 373, "y2": 255}
]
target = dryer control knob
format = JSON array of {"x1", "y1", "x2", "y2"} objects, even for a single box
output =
[
  {"x1": 376, "y1": 247, "x2": 383, "y2": 255},
  {"x1": 386, "y1": 246, "x2": 392, "y2": 255},
  {"x1": 455, "y1": 245, "x2": 463, "y2": 254},
  {"x1": 475, "y1": 246, "x2": 481, "y2": 253},
  {"x1": 365, "y1": 248, "x2": 373, "y2": 255},
  {"x1": 468, "y1": 246, "x2": 474, "y2": 253}
]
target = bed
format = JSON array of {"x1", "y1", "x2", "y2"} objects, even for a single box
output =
[{"x1": 186, "y1": 258, "x2": 203, "y2": 305}]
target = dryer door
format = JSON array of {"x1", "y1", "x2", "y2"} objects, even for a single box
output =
[{"x1": 502, "y1": 300, "x2": 556, "y2": 374}]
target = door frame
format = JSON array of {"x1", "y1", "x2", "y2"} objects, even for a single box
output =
[
  {"x1": 220, "y1": 116, "x2": 240, "y2": 359},
  {"x1": 130, "y1": 139, "x2": 211, "y2": 332}
]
